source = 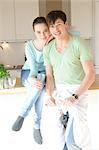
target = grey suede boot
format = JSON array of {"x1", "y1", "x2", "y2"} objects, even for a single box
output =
[
  {"x1": 33, "y1": 128, "x2": 43, "y2": 144},
  {"x1": 12, "y1": 116, "x2": 24, "y2": 131}
]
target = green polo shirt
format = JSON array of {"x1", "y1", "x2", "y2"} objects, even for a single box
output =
[{"x1": 43, "y1": 36, "x2": 93, "y2": 85}]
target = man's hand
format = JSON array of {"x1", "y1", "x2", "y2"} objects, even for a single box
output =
[
  {"x1": 45, "y1": 95, "x2": 56, "y2": 106},
  {"x1": 62, "y1": 96, "x2": 78, "y2": 106}
]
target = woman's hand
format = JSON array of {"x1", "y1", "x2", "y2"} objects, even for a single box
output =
[
  {"x1": 34, "y1": 79, "x2": 43, "y2": 89},
  {"x1": 45, "y1": 94, "x2": 56, "y2": 106},
  {"x1": 28, "y1": 77, "x2": 43, "y2": 89},
  {"x1": 46, "y1": 34, "x2": 54, "y2": 44}
]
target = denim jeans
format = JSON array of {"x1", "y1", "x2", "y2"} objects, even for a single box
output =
[
  {"x1": 20, "y1": 69, "x2": 45, "y2": 129},
  {"x1": 63, "y1": 121, "x2": 81, "y2": 150},
  {"x1": 65, "y1": 118, "x2": 82, "y2": 150}
]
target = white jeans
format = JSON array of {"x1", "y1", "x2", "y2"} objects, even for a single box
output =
[{"x1": 54, "y1": 84, "x2": 91, "y2": 150}]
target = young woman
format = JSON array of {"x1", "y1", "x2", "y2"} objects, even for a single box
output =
[{"x1": 12, "y1": 17, "x2": 51, "y2": 145}]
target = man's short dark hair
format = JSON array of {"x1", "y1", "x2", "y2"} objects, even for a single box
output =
[
  {"x1": 46, "y1": 10, "x2": 67, "y2": 25},
  {"x1": 32, "y1": 17, "x2": 48, "y2": 30}
]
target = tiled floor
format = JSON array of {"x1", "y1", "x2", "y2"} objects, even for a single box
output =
[{"x1": 0, "y1": 90, "x2": 99, "y2": 150}]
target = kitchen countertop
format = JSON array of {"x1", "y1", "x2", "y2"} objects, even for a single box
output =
[
  {"x1": 15, "y1": 74, "x2": 99, "y2": 89},
  {"x1": 6, "y1": 65, "x2": 23, "y2": 70},
  {"x1": 0, "y1": 78, "x2": 26, "y2": 94},
  {"x1": 89, "y1": 74, "x2": 99, "y2": 90},
  {"x1": 0, "y1": 75, "x2": 99, "y2": 94}
]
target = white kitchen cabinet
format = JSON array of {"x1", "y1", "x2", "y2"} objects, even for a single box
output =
[
  {"x1": 14, "y1": 0, "x2": 39, "y2": 40},
  {"x1": 71, "y1": 0, "x2": 93, "y2": 38},
  {"x1": 94, "y1": 1, "x2": 99, "y2": 66},
  {"x1": 0, "y1": 0, "x2": 39, "y2": 41},
  {"x1": 0, "y1": 0, "x2": 15, "y2": 41},
  {"x1": 94, "y1": 1, "x2": 99, "y2": 73}
]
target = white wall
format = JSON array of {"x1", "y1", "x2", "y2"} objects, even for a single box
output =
[{"x1": 0, "y1": 42, "x2": 25, "y2": 67}]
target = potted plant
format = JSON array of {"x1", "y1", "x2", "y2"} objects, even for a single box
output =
[{"x1": 0, "y1": 64, "x2": 10, "y2": 89}]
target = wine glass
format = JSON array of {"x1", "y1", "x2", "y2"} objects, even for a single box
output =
[{"x1": 8, "y1": 76, "x2": 16, "y2": 88}]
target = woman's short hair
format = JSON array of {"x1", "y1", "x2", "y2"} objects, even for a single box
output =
[{"x1": 46, "y1": 10, "x2": 67, "y2": 26}]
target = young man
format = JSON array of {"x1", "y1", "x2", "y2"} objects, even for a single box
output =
[
  {"x1": 43, "y1": 10, "x2": 95, "y2": 150},
  {"x1": 12, "y1": 17, "x2": 51, "y2": 144}
]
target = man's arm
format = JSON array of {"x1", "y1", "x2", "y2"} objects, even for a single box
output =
[
  {"x1": 46, "y1": 63, "x2": 54, "y2": 95},
  {"x1": 45, "y1": 63, "x2": 56, "y2": 105},
  {"x1": 63, "y1": 60, "x2": 95, "y2": 105},
  {"x1": 74, "y1": 38, "x2": 95, "y2": 97},
  {"x1": 74, "y1": 60, "x2": 95, "y2": 96}
]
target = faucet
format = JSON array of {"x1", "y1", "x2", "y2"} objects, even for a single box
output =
[{"x1": 0, "y1": 45, "x2": 3, "y2": 50}]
